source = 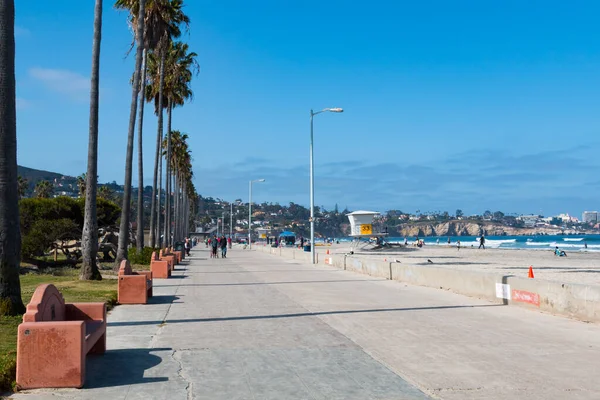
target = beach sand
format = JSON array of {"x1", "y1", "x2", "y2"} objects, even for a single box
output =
[{"x1": 319, "y1": 243, "x2": 600, "y2": 286}]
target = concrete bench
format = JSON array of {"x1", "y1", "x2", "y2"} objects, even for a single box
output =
[
  {"x1": 151, "y1": 251, "x2": 170, "y2": 279},
  {"x1": 173, "y1": 249, "x2": 183, "y2": 263},
  {"x1": 16, "y1": 284, "x2": 107, "y2": 389},
  {"x1": 118, "y1": 260, "x2": 153, "y2": 304},
  {"x1": 160, "y1": 248, "x2": 176, "y2": 270},
  {"x1": 169, "y1": 246, "x2": 183, "y2": 263}
]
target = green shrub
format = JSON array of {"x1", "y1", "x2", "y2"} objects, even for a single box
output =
[
  {"x1": 0, "y1": 351, "x2": 17, "y2": 393},
  {"x1": 127, "y1": 247, "x2": 154, "y2": 265},
  {"x1": 19, "y1": 196, "x2": 121, "y2": 260}
]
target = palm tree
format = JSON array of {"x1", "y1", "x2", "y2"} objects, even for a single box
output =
[
  {"x1": 80, "y1": 0, "x2": 103, "y2": 281},
  {"x1": 116, "y1": 0, "x2": 190, "y2": 250},
  {"x1": 17, "y1": 175, "x2": 28, "y2": 199},
  {"x1": 164, "y1": 130, "x2": 193, "y2": 242},
  {"x1": 135, "y1": 1, "x2": 190, "y2": 249},
  {"x1": 147, "y1": 41, "x2": 198, "y2": 246},
  {"x1": 34, "y1": 180, "x2": 53, "y2": 198},
  {"x1": 77, "y1": 173, "x2": 87, "y2": 198},
  {"x1": 114, "y1": 0, "x2": 146, "y2": 267},
  {"x1": 135, "y1": 49, "x2": 146, "y2": 253},
  {"x1": 0, "y1": 0, "x2": 25, "y2": 315}
]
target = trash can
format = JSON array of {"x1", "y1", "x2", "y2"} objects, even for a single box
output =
[
  {"x1": 304, "y1": 245, "x2": 311, "y2": 252},
  {"x1": 174, "y1": 241, "x2": 185, "y2": 253}
]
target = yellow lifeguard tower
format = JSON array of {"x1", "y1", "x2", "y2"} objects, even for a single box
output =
[{"x1": 347, "y1": 210, "x2": 388, "y2": 252}]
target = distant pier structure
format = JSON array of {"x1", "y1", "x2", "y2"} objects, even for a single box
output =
[{"x1": 347, "y1": 210, "x2": 389, "y2": 252}]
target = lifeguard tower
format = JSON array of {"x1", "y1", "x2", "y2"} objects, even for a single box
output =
[{"x1": 347, "y1": 210, "x2": 388, "y2": 252}]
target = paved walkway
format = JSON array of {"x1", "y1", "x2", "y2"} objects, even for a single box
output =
[{"x1": 12, "y1": 246, "x2": 600, "y2": 399}]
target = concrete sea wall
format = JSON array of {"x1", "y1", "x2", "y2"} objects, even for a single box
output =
[{"x1": 256, "y1": 246, "x2": 600, "y2": 323}]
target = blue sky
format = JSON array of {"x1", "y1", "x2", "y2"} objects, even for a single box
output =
[{"x1": 15, "y1": 0, "x2": 600, "y2": 217}]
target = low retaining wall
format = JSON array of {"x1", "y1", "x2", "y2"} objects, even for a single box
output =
[{"x1": 255, "y1": 246, "x2": 600, "y2": 323}]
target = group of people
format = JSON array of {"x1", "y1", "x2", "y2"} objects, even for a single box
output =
[{"x1": 206, "y1": 235, "x2": 232, "y2": 258}]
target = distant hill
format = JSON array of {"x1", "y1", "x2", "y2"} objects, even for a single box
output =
[{"x1": 17, "y1": 165, "x2": 69, "y2": 183}]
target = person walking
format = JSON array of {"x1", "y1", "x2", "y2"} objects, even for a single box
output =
[
  {"x1": 211, "y1": 235, "x2": 219, "y2": 258},
  {"x1": 479, "y1": 235, "x2": 485, "y2": 249},
  {"x1": 221, "y1": 235, "x2": 228, "y2": 258},
  {"x1": 184, "y1": 238, "x2": 190, "y2": 256},
  {"x1": 228, "y1": 236, "x2": 232, "y2": 249}
]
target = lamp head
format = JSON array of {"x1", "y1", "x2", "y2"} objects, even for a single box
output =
[
  {"x1": 329, "y1": 108, "x2": 343, "y2": 113},
  {"x1": 258, "y1": 179, "x2": 265, "y2": 182}
]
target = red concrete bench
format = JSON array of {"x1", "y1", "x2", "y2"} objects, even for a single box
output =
[
  {"x1": 171, "y1": 246, "x2": 182, "y2": 263},
  {"x1": 151, "y1": 251, "x2": 170, "y2": 279},
  {"x1": 16, "y1": 284, "x2": 106, "y2": 389},
  {"x1": 118, "y1": 260, "x2": 153, "y2": 304},
  {"x1": 160, "y1": 248, "x2": 176, "y2": 270},
  {"x1": 173, "y1": 250, "x2": 183, "y2": 263}
]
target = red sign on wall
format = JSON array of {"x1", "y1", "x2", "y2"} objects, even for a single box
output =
[{"x1": 512, "y1": 289, "x2": 540, "y2": 307}]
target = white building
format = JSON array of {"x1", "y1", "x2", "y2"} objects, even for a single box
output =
[
  {"x1": 583, "y1": 211, "x2": 599, "y2": 223},
  {"x1": 517, "y1": 214, "x2": 540, "y2": 227}
]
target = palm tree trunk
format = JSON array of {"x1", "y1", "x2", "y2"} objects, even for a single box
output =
[
  {"x1": 156, "y1": 148, "x2": 162, "y2": 247},
  {"x1": 115, "y1": 0, "x2": 145, "y2": 267},
  {"x1": 149, "y1": 49, "x2": 166, "y2": 249},
  {"x1": 164, "y1": 101, "x2": 172, "y2": 247},
  {"x1": 80, "y1": 0, "x2": 103, "y2": 281},
  {"x1": 172, "y1": 172, "x2": 177, "y2": 242},
  {"x1": 180, "y1": 179, "x2": 185, "y2": 240},
  {"x1": 135, "y1": 48, "x2": 147, "y2": 253},
  {"x1": 0, "y1": 0, "x2": 25, "y2": 315}
]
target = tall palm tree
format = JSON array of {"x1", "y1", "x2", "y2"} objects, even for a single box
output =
[
  {"x1": 34, "y1": 180, "x2": 53, "y2": 198},
  {"x1": 0, "y1": 0, "x2": 25, "y2": 315},
  {"x1": 148, "y1": 41, "x2": 197, "y2": 246},
  {"x1": 114, "y1": 0, "x2": 146, "y2": 266},
  {"x1": 135, "y1": 49, "x2": 147, "y2": 253},
  {"x1": 118, "y1": 0, "x2": 189, "y2": 249},
  {"x1": 77, "y1": 173, "x2": 87, "y2": 198},
  {"x1": 80, "y1": 0, "x2": 103, "y2": 281},
  {"x1": 164, "y1": 130, "x2": 193, "y2": 242}
]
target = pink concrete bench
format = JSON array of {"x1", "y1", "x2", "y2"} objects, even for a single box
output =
[
  {"x1": 151, "y1": 251, "x2": 170, "y2": 279},
  {"x1": 16, "y1": 284, "x2": 106, "y2": 389},
  {"x1": 160, "y1": 248, "x2": 176, "y2": 270},
  {"x1": 173, "y1": 250, "x2": 183, "y2": 263},
  {"x1": 171, "y1": 246, "x2": 182, "y2": 263},
  {"x1": 118, "y1": 260, "x2": 153, "y2": 304}
]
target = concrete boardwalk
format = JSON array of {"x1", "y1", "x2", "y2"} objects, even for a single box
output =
[{"x1": 12, "y1": 246, "x2": 600, "y2": 400}]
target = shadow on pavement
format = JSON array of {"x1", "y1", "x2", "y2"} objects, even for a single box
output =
[
  {"x1": 164, "y1": 275, "x2": 188, "y2": 279},
  {"x1": 85, "y1": 348, "x2": 171, "y2": 388},
  {"x1": 108, "y1": 304, "x2": 504, "y2": 327},
  {"x1": 185, "y1": 269, "x2": 344, "y2": 274},
  {"x1": 148, "y1": 295, "x2": 182, "y2": 304},
  {"x1": 152, "y1": 279, "x2": 382, "y2": 288}
]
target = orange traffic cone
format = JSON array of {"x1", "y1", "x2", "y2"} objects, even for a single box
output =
[
  {"x1": 326, "y1": 249, "x2": 330, "y2": 255},
  {"x1": 528, "y1": 266, "x2": 534, "y2": 279}
]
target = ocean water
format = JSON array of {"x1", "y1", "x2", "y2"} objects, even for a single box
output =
[{"x1": 334, "y1": 235, "x2": 600, "y2": 252}]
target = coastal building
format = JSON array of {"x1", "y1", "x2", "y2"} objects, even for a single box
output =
[
  {"x1": 517, "y1": 214, "x2": 540, "y2": 227},
  {"x1": 557, "y1": 213, "x2": 579, "y2": 223},
  {"x1": 583, "y1": 211, "x2": 599, "y2": 223}
]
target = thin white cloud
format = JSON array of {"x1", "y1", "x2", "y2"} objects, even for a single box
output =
[
  {"x1": 15, "y1": 26, "x2": 31, "y2": 37},
  {"x1": 28, "y1": 67, "x2": 89, "y2": 100},
  {"x1": 16, "y1": 97, "x2": 31, "y2": 110}
]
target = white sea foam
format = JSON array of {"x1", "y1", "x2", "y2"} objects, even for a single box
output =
[{"x1": 564, "y1": 238, "x2": 585, "y2": 242}]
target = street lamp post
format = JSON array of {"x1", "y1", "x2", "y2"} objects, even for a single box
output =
[
  {"x1": 230, "y1": 202, "x2": 233, "y2": 238},
  {"x1": 248, "y1": 179, "x2": 265, "y2": 249},
  {"x1": 310, "y1": 108, "x2": 343, "y2": 264}
]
